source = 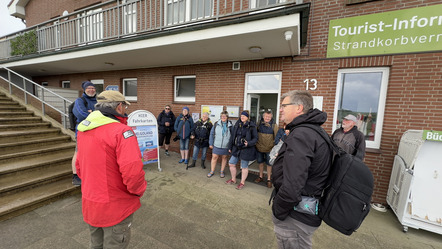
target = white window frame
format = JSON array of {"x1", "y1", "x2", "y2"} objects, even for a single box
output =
[
  {"x1": 174, "y1": 75, "x2": 196, "y2": 103},
  {"x1": 332, "y1": 67, "x2": 390, "y2": 149},
  {"x1": 77, "y1": 8, "x2": 103, "y2": 44},
  {"x1": 244, "y1": 72, "x2": 282, "y2": 124},
  {"x1": 62, "y1": 80, "x2": 70, "y2": 88},
  {"x1": 122, "y1": 0, "x2": 137, "y2": 35},
  {"x1": 123, "y1": 78, "x2": 137, "y2": 101},
  {"x1": 165, "y1": 0, "x2": 213, "y2": 26},
  {"x1": 90, "y1": 79, "x2": 104, "y2": 94}
]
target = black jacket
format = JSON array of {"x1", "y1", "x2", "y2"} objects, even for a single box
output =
[
  {"x1": 229, "y1": 120, "x2": 258, "y2": 161},
  {"x1": 157, "y1": 110, "x2": 176, "y2": 134},
  {"x1": 271, "y1": 109, "x2": 332, "y2": 227},
  {"x1": 331, "y1": 126, "x2": 366, "y2": 160},
  {"x1": 191, "y1": 119, "x2": 213, "y2": 148}
]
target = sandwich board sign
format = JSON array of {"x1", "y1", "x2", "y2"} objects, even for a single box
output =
[{"x1": 128, "y1": 110, "x2": 162, "y2": 171}]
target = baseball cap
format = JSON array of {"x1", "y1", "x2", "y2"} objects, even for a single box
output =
[
  {"x1": 343, "y1": 114, "x2": 357, "y2": 123},
  {"x1": 97, "y1": 90, "x2": 130, "y2": 105}
]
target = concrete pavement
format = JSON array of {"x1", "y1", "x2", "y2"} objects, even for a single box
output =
[{"x1": 1, "y1": 149, "x2": 442, "y2": 249}]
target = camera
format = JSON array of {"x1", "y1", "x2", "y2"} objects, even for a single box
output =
[{"x1": 173, "y1": 135, "x2": 180, "y2": 142}]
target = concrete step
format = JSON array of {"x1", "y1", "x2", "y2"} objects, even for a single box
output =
[
  {"x1": 0, "y1": 178, "x2": 80, "y2": 221},
  {"x1": 0, "y1": 101, "x2": 20, "y2": 107},
  {"x1": 0, "y1": 105, "x2": 26, "y2": 112},
  {"x1": 0, "y1": 117, "x2": 43, "y2": 125},
  {"x1": 0, "y1": 135, "x2": 72, "y2": 155},
  {"x1": 0, "y1": 122, "x2": 51, "y2": 131},
  {"x1": 0, "y1": 111, "x2": 34, "y2": 117},
  {"x1": 0, "y1": 163, "x2": 72, "y2": 197},
  {"x1": 0, "y1": 151, "x2": 74, "y2": 176},
  {"x1": 0, "y1": 128, "x2": 62, "y2": 143},
  {"x1": 0, "y1": 142, "x2": 76, "y2": 164}
]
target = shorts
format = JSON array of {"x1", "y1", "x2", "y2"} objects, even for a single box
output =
[
  {"x1": 159, "y1": 132, "x2": 172, "y2": 146},
  {"x1": 257, "y1": 151, "x2": 271, "y2": 165},
  {"x1": 179, "y1": 138, "x2": 190, "y2": 150},
  {"x1": 229, "y1": 155, "x2": 250, "y2": 169}
]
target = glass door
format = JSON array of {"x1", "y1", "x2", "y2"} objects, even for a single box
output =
[{"x1": 247, "y1": 94, "x2": 260, "y2": 124}]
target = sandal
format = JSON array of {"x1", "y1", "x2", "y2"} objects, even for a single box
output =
[
  {"x1": 207, "y1": 171, "x2": 214, "y2": 178},
  {"x1": 236, "y1": 183, "x2": 245, "y2": 190},
  {"x1": 225, "y1": 179, "x2": 236, "y2": 185},
  {"x1": 220, "y1": 171, "x2": 225, "y2": 178}
]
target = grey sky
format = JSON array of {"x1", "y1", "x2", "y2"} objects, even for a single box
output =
[{"x1": 0, "y1": 0, "x2": 26, "y2": 37}]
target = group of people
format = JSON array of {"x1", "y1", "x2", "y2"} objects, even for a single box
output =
[{"x1": 71, "y1": 82, "x2": 366, "y2": 249}]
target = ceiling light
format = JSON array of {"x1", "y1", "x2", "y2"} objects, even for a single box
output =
[
  {"x1": 284, "y1": 31, "x2": 293, "y2": 41},
  {"x1": 249, "y1": 46, "x2": 262, "y2": 53}
]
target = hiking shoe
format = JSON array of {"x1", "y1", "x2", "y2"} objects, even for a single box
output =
[
  {"x1": 72, "y1": 174, "x2": 81, "y2": 186},
  {"x1": 236, "y1": 183, "x2": 245, "y2": 190},
  {"x1": 165, "y1": 151, "x2": 170, "y2": 156},
  {"x1": 179, "y1": 159, "x2": 185, "y2": 163},
  {"x1": 267, "y1": 180, "x2": 272, "y2": 188},
  {"x1": 254, "y1": 177, "x2": 263, "y2": 183}
]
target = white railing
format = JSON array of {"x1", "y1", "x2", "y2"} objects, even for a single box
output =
[
  {"x1": 0, "y1": 66, "x2": 73, "y2": 129},
  {"x1": 0, "y1": 0, "x2": 294, "y2": 59}
]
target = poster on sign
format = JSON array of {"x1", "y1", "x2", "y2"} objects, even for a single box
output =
[{"x1": 127, "y1": 110, "x2": 162, "y2": 171}]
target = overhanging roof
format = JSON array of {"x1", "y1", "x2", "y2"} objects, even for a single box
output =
[{"x1": 1, "y1": 4, "x2": 310, "y2": 77}]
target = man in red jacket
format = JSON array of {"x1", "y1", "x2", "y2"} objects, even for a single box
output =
[{"x1": 76, "y1": 90, "x2": 147, "y2": 249}]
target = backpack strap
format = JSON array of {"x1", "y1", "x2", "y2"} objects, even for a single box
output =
[
  {"x1": 81, "y1": 96, "x2": 87, "y2": 107},
  {"x1": 290, "y1": 124, "x2": 343, "y2": 155}
]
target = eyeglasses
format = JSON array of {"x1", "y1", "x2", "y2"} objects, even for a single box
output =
[
  {"x1": 281, "y1": 103, "x2": 298, "y2": 108},
  {"x1": 121, "y1": 102, "x2": 128, "y2": 109},
  {"x1": 165, "y1": 108, "x2": 170, "y2": 110}
]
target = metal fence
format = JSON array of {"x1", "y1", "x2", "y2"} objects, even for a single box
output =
[{"x1": 0, "y1": 0, "x2": 293, "y2": 59}]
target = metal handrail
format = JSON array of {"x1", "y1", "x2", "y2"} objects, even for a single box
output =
[{"x1": 0, "y1": 66, "x2": 72, "y2": 129}]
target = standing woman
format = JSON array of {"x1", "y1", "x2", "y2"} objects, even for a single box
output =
[
  {"x1": 226, "y1": 110, "x2": 258, "y2": 190},
  {"x1": 174, "y1": 107, "x2": 194, "y2": 164},
  {"x1": 157, "y1": 105, "x2": 176, "y2": 156},
  {"x1": 208, "y1": 111, "x2": 232, "y2": 178},
  {"x1": 189, "y1": 112, "x2": 213, "y2": 169}
]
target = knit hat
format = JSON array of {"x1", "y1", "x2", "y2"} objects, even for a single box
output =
[
  {"x1": 241, "y1": 111, "x2": 249, "y2": 118},
  {"x1": 97, "y1": 90, "x2": 130, "y2": 105},
  {"x1": 183, "y1": 107, "x2": 189, "y2": 112},
  {"x1": 82, "y1": 81, "x2": 95, "y2": 91},
  {"x1": 343, "y1": 114, "x2": 358, "y2": 123}
]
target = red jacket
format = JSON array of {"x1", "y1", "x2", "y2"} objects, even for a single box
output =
[{"x1": 76, "y1": 110, "x2": 147, "y2": 227}]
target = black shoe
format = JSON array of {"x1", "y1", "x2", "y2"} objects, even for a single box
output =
[
  {"x1": 201, "y1": 160, "x2": 206, "y2": 169},
  {"x1": 72, "y1": 174, "x2": 81, "y2": 186},
  {"x1": 188, "y1": 160, "x2": 196, "y2": 168}
]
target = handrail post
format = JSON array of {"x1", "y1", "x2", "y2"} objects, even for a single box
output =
[
  {"x1": 41, "y1": 88, "x2": 45, "y2": 115},
  {"x1": 23, "y1": 78, "x2": 28, "y2": 104},
  {"x1": 63, "y1": 100, "x2": 67, "y2": 129},
  {"x1": 8, "y1": 70, "x2": 12, "y2": 94}
]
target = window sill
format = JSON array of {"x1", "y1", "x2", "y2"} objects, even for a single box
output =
[{"x1": 366, "y1": 147, "x2": 381, "y2": 154}]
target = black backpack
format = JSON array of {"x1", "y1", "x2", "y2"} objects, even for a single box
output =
[
  {"x1": 68, "y1": 96, "x2": 87, "y2": 131},
  {"x1": 294, "y1": 124, "x2": 374, "y2": 236}
]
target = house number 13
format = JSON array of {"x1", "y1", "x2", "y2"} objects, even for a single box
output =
[{"x1": 304, "y1": 79, "x2": 318, "y2": 90}]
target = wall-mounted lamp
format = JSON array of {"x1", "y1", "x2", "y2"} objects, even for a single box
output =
[
  {"x1": 284, "y1": 31, "x2": 293, "y2": 41},
  {"x1": 104, "y1": 62, "x2": 114, "y2": 66}
]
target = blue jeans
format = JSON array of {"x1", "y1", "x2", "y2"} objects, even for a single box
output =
[
  {"x1": 179, "y1": 138, "x2": 190, "y2": 150},
  {"x1": 229, "y1": 155, "x2": 250, "y2": 169},
  {"x1": 192, "y1": 145, "x2": 208, "y2": 161}
]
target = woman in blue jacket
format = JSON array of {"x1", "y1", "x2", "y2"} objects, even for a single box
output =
[
  {"x1": 226, "y1": 110, "x2": 258, "y2": 190},
  {"x1": 208, "y1": 111, "x2": 232, "y2": 178},
  {"x1": 174, "y1": 107, "x2": 194, "y2": 164}
]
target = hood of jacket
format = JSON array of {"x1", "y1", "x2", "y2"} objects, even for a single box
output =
[
  {"x1": 77, "y1": 107, "x2": 128, "y2": 132},
  {"x1": 286, "y1": 108, "x2": 327, "y2": 131}
]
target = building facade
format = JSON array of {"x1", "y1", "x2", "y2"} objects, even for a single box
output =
[{"x1": 2, "y1": 0, "x2": 442, "y2": 203}]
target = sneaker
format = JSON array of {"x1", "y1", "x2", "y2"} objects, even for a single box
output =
[
  {"x1": 225, "y1": 179, "x2": 236, "y2": 185},
  {"x1": 184, "y1": 159, "x2": 189, "y2": 164},
  {"x1": 236, "y1": 183, "x2": 245, "y2": 190},
  {"x1": 72, "y1": 174, "x2": 81, "y2": 186},
  {"x1": 179, "y1": 159, "x2": 185, "y2": 163},
  {"x1": 254, "y1": 177, "x2": 263, "y2": 183},
  {"x1": 165, "y1": 151, "x2": 170, "y2": 156}
]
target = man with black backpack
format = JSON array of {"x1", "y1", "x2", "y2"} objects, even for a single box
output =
[
  {"x1": 270, "y1": 90, "x2": 332, "y2": 249},
  {"x1": 71, "y1": 81, "x2": 97, "y2": 186}
]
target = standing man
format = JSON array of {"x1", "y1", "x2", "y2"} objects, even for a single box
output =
[
  {"x1": 332, "y1": 114, "x2": 366, "y2": 160},
  {"x1": 255, "y1": 110, "x2": 278, "y2": 188},
  {"x1": 157, "y1": 105, "x2": 176, "y2": 156},
  {"x1": 72, "y1": 81, "x2": 97, "y2": 186},
  {"x1": 271, "y1": 90, "x2": 331, "y2": 249},
  {"x1": 76, "y1": 90, "x2": 147, "y2": 249}
]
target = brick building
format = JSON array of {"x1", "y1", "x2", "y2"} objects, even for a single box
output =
[{"x1": 2, "y1": 0, "x2": 442, "y2": 203}]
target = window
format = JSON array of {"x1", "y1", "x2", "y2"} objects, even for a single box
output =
[
  {"x1": 90, "y1": 79, "x2": 104, "y2": 94},
  {"x1": 122, "y1": 0, "x2": 137, "y2": 35},
  {"x1": 251, "y1": 0, "x2": 285, "y2": 9},
  {"x1": 165, "y1": 0, "x2": 213, "y2": 25},
  {"x1": 123, "y1": 78, "x2": 137, "y2": 101},
  {"x1": 333, "y1": 67, "x2": 390, "y2": 149},
  {"x1": 41, "y1": 82, "x2": 49, "y2": 86},
  {"x1": 174, "y1": 76, "x2": 195, "y2": 102},
  {"x1": 78, "y1": 8, "x2": 103, "y2": 44},
  {"x1": 62, "y1": 81, "x2": 70, "y2": 88},
  {"x1": 346, "y1": 0, "x2": 381, "y2": 5}
]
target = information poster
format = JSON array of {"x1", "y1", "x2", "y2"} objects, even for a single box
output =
[
  {"x1": 201, "y1": 105, "x2": 224, "y2": 124},
  {"x1": 127, "y1": 110, "x2": 162, "y2": 171}
]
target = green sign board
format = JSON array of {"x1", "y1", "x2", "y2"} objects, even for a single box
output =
[
  {"x1": 423, "y1": 130, "x2": 442, "y2": 142},
  {"x1": 327, "y1": 4, "x2": 442, "y2": 58}
]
